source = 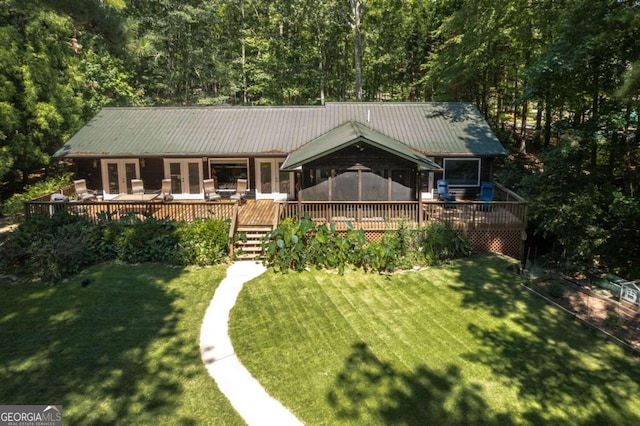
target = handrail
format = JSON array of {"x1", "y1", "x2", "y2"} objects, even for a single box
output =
[
  {"x1": 23, "y1": 199, "x2": 237, "y2": 224},
  {"x1": 495, "y1": 182, "x2": 527, "y2": 202},
  {"x1": 272, "y1": 201, "x2": 282, "y2": 229},
  {"x1": 228, "y1": 201, "x2": 239, "y2": 255},
  {"x1": 281, "y1": 199, "x2": 528, "y2": 231}
]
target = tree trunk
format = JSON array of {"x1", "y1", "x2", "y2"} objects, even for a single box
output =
[
  {"x1": 590, "y1": 64, "x2": 600, "y2": 168},
  {"x1": 520, "y1": 100, "x2": 528, "y2": 154},
  {"x1": 240, "y1": 1, "x2": 248, "y2": 104},
  {"x1": 316, "y1": 23, "x2": 325, "y2": 105},
  {"x1": 544, "y1": 96, "x2": 552, "y2": 147},
  {"x1": 350, "y1": 0, "x2": 364, "y2": 102}
]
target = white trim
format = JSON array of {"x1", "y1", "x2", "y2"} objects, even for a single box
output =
[
  {"x1": 164, "y1": 158, "x2": 204, "y2": 199},
  {"x1": 255, "y1": 158, "x2": 292, "y2": 200},
  {"x1": 101, "y1": 159, "x2": 140, "y2": 197}
]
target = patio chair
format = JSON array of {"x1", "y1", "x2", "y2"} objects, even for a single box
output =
[
  {"x1": 230, "y1": 178, "x2": 247, "y2": 203},
  {"x1": 131, "y1": 179, "x2": 144, "y2": 194},
  {"x1": 437, "y1": 180, "x2": 456, "y2": 202},
  {"x1": 161, "y1": 178, "x2": 174, "y2": 202},
  {"x1": 73, "y1": 179, "x2": 97, "y2": 201},
  {"x1": 203, "y1": 178, "x2": 221, "y2": 201},
  {"x1": 477, "y1": 181, "x2": 495, "y2": 211}
]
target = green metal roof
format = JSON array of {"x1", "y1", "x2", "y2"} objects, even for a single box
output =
[
  {"x1": 54, "y1": 102, "x2": 507, "y2": 158},
  {"x1": 281, "y1": 121, "x2": 441, "y2": 171}
]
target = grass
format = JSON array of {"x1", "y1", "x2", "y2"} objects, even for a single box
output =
[
  {"x1": 230, "y1": 254, "x2": 640, "y2": 425},
  {"x1": 0, "y1": 262, "x2": 243, "y2": 425}
]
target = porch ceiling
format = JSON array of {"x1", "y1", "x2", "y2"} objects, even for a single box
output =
[{"x1": 280, "y1": 121, "x2": 442, "y2": 171}]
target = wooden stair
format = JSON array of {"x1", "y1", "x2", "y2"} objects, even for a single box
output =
[{"x1": 234, "y1": 225, "x2": 272, "y2": 260}]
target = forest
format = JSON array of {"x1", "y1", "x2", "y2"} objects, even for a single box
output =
[{"x1": 0, "y1": 0, "x2": 639, "y2": 276}]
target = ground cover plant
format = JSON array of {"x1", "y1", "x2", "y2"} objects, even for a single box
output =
[
  {"x1": 262, "y1": 216, "x2": 472, "y2": 274},
  {"x1": 230, "y1": 254, "x2": 640, "y2": 425},
  {"x1": 0, "y1": 263, "x2": 243, "y2": 425}
]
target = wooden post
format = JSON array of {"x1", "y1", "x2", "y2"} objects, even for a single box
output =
[
  {"x1": 357, "y1": 169, "x2": 362, "y2": 223},
  {"x1": 417, "y1": 169, "x2": 423, "y2": 227}
]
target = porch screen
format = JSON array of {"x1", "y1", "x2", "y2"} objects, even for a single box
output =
[{"x1": 301, "y1": 169, "x2": 413, "y2": 201}]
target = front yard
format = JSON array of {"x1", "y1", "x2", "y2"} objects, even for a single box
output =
[
  {"x1": 0, "y1": 263, "x2": 243, "y2": 425},
  {"x1": 1, "y1": 255, "x2": 639, "y2": 425},
  {"x1": 230, "y1": 254, "x2": 640, "y2": 425}
]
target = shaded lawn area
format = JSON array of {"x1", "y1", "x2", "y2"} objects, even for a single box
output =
[
  {"x1": 0, "y1": 263, "x2": 243, "y2": 425},
  {"x1": 230, "y1": 254, "x2": 640, "y2": 425}
]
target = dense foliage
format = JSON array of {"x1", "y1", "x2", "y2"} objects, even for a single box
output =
[
  {"x1": 262, "y1": 215, "x2": 471, "y2": 274},
  {"x1": 1, "y1": 0, "x2": 639, "y2": 274},
  {"x1": 1, "y1": 173, "x2": 72, "y2": 217},
  {"x1": 0, "y1": 212, "x2": 229, "y2": 283}
]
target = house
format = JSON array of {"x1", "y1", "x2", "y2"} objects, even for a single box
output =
[
  {"x1": 47, "y1": 102, "x2": 526, "y2": 259},
  {"x1": 53, "y1": 102, "x2": 507, "y2": 202}
]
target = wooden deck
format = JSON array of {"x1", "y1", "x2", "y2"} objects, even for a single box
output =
[
  {"x1": 25, "y1": 183, "x2": 528, "y2": 259},
  {"x1": 237, "y1": 200, "x2": 278, "y2": 227}
]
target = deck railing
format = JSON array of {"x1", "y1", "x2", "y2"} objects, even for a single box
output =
[
  {"x1": 24, "y1": 182, "x2": 527, "y2": 232},
  {"x1": 281, "y1": 201, "x2": 422, "y2": 229},
  {"x1": 280, "y1": 199, "x2": 526, "y2": 231},
  {"x1": 24, "y1": 199, "x2": 237, "y2": 224}
]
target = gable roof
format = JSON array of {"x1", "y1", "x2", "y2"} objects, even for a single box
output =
[
  {"x1": 281, "y1": 121, "x2": 441, "y2": 171},
  {"x1": 53, "y1": 102, "x2": 506, "y2": 158}
]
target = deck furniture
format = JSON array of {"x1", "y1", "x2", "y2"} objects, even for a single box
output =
[
  {"x1": 478, "y1": 181, "x2": 495, "y2": 211},
  {"x1": 203, "y1": 179, "x2": 222, "y2": 201},
  {"x1": 161, "y1": 179, "x2": 174, "y2": 202},
  {"x1": 131, "y1": 179, "x2": 145, "y2": 194},
  {"x1": 230, "y1": 179, "x2": 247, "y2": 203},
  {"x1": 73, "y1": 179, "x2": 97, "y2": 201}
]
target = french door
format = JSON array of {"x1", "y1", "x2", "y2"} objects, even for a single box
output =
[
  {"x1": 164, "y1": 159, "x2": 203, "y2": 198},
  {"x1": 255, "y1": 158, "x2": 292, "y2": 199},
  {"x1": 101, "y1": 159, "x2": 140, "y2": 196}
]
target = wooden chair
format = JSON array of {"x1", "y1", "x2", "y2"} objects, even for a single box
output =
[
  {"x1": 131, "y1": 179, "x2": 144, "y2": 194},
  {"x1": 73, "y1": 179, "x2": 96, "y2": 201},
  {"x1": 230, "y1": 179, "x2": 247, "y2": 203},
  {"x1": 203, "y1": 179, "x2": 221, "y2": 201}
]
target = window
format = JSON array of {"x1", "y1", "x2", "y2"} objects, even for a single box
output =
[
  {"x1": 209, "y1": 159, "x2": 248, "y2": 190},
  {"x1": 443, "y1": 158, "x2": 480, "y2": 186}
]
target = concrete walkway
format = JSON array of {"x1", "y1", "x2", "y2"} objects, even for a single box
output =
[{"x1": 199, "y1": 261, "x2": 303, "y2": 426}]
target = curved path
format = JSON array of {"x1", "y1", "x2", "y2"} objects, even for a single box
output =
[{"x1": 199, "y1": 261, "x2": 303, "y2": 426}]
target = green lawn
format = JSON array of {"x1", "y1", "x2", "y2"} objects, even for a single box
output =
[
  {"x1": 0, "y1": 263, "x2": 243, "y2": 425},
  {"x1": 230, "y1": 254, "x2": 640, "y2": 425}
]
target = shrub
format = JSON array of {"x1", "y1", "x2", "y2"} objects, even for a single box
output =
[
  {"x1": 420, "y1": 223, "x2": 473, "y2": 264},
  {"x1": 381, "y1": 222, "x2": 423, "y2": 269},
  {"x1": 263, "y1": 216, "x2": 399, "y2": 274},
  {"x1": 0, "y1": 212, "x2": 232, "y2": 283},
  {"x1": 605, "y1": 311, "x2": 624, "y2": 328},
  {"x1": 262, "y1": 216, "x2": 316, "y2": 273},
  {"x1": 112, "y1": 217, "x2": 178, "y2": 264},
  {"x1": 175, "y1": 218, "x2": 229, "y2": 266},
  {"x1": 0, "y1": 212, "x2": 106, "y2": 283},
  {"x1": 548, "y1": 280, "x2": 565, "y2": 299}
]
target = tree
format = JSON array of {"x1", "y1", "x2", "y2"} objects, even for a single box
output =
[{"x1": 349, "y1": 0, "x2": 365, "y2": 102}]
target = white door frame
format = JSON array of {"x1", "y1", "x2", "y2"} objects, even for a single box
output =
[
  {"x1": 255, "y1": 158, "x2": 292, "y2": 200},
  {"x1": 164, "y1": 158, "x2": 204, "y2": 199},
  {"x1": 101, "y1": 159, "x2": 140, "y2": 198}
]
